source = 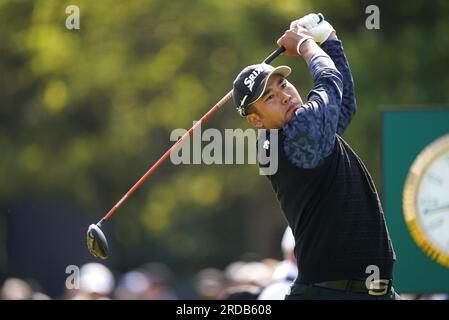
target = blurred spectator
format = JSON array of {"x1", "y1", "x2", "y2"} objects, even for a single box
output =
[
  {"x1": 0, "y1": 277, "x2": 51, "y2": 300},
  {"x1": 1, "y1": 278, "x2": 32, "y2": 300},
  {"x1": 139, "y1": 262, "x2": 178, "y2": 299},
  {"x1": 223, "y1": 284, "x2": 261, "y2": 300},
  {"x1": 115, "y1": 262, "x2": 177, "y2": 300},
  {"x1": 71, "y1": 263, "x2": 115, "y2": 300},
  {"x1": 220, "y1": 259, "x2": 274, "y2": 300},
  {"x1": 258, "y1": 227, "x2": 298, "y2": 300},
  {"x1": 115, "y1": 270, "x2": 152, "y2": 299},
  {"x1": 31, "y1": 292, "x2": 52, "y2": 300},
  {"x1": 417, "y1": 293, "x2": 449, "y2": 300},
  {"x1": 195, "y1": 268, "x2": 226, "y2": 300}
]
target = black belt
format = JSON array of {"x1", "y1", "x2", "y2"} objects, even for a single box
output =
[{"x1": 313, "y1": 279, "x2": 392, "y2": 296}]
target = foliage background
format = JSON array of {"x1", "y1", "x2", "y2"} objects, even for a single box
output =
[{"x1": 1, "y1": 0, "x2": 448, "y2": 297}]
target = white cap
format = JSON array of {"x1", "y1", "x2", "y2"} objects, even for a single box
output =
[
  {"x1": 224, "y1": 261, "x2": 272, "y2": 286},
  {"x1": 0, "y1": 278, "x2": 32, "y2": 300},
  {"x1": 281, "y1": 227, "x2": 295, "y2": 254},
  {"x1": 80, "y1": 263, "x2": 115, "y2": 296}
]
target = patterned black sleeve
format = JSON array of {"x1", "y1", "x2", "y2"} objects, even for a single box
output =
[
  {"x1": 282, "y1": 54, "x2": 343, "y2": 169},
  {"x1": 321, "y1": 39, "x2": 356, "y2": 135}
]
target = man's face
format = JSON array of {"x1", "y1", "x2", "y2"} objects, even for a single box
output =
[{"x1": 246, "y1": 74, "x2": 302, "y2": 129}]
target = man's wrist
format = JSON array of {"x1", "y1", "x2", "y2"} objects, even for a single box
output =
[
  {"x1": 296, "y1": 36, "x2": 314, "y2": 55},
  {"x1": 323, "y1": 31, "x2": 338, "y2": 43}
]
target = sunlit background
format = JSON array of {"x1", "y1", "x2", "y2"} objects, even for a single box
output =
[{"x1": 1, "y1": 0, "x2": 449, "y2": 299}]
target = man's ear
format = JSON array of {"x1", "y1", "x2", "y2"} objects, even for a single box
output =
[{"x1": 246, "y1": 113, "x2": 263, "y2": 129}]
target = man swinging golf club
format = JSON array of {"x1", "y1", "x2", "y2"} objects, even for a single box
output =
[
  {"x1": 232, "y1": 14, "x2": 400, "y2": 300},
  {"x1": 86, "y1": 36, "x2": 289, "y2": 259}
]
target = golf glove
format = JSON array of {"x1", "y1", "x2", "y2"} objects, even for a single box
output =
[
  {"x1": 290, "y1": 13, "x2": 335, "y2": 44},
  {"x1": 290, "y1": 13, "x2": 321, "y2": 30}
]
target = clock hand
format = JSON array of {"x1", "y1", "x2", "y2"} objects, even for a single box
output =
[{"x1": 424, "y1": 203, "x2": 449, "y2": 214}]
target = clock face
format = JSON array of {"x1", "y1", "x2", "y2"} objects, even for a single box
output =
[
  {"x1": 403, "y1": 134, "x2": 449, "y2": 268},
  {"x1": 416, "y1": 149, "x2": 449, "y2": 250}
]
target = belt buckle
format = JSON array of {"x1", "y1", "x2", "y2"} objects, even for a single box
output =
[{"x1": 368, "y1": 279, "x2": 390, "y2": 296}]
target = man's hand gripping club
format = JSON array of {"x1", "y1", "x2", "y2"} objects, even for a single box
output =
[{"x1": 290, "y1": 13, "x2": 336, "y2": 44}]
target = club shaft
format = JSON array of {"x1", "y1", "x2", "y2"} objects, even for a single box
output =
[
  {"x1": 264, "y1": 47, "x2": 285, "y2": 64},
  {"x1": 102, "y1": 46, "x2": 285, "y2": 222},
  {"x1": 103, "y1": 90, "x2": 233, "y2": 221}
]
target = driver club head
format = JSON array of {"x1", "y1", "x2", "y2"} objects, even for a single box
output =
[{"x1": 86, "y1": 224, "x2": 109, "y2": 259}]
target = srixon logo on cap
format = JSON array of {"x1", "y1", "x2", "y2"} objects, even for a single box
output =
[{"x1": 243, "y1": 65, "x2": 265, "y2": 92}]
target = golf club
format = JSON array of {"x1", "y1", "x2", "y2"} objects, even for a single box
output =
[
  {"x1": 87, "y1": 13, "x2": 327, "y2": 259},
  {"x1": 86, "y1": 46, "x2": 287, "y2": 259}
]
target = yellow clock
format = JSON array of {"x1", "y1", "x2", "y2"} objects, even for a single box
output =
[{"x1": 403, "y1": 133, "x2": 449, "y2": 268}]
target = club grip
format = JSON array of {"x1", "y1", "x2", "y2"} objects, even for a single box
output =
[
  {"x1": 263, "y1": 46, "x2": 286, "y2": 64},
  {"x1": 263, "y1": 13, "x2": 324, "y2": 65}
]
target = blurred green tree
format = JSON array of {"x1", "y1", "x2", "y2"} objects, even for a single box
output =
[{"x1": 1, "y1": 0, "x2": 448, "y2": 276}]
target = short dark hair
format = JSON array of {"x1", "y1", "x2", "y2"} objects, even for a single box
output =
[{"x1": 245, "y1": 104, "x2": 258, "y2": 116}]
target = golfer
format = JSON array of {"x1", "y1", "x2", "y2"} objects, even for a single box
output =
[{"x1": 232, "y1": 14, "x2": 399, "y2": 300}]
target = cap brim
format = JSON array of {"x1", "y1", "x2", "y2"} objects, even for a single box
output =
[{"x1": 249, "y1": 66, "x2": 291, "y2": 106}]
